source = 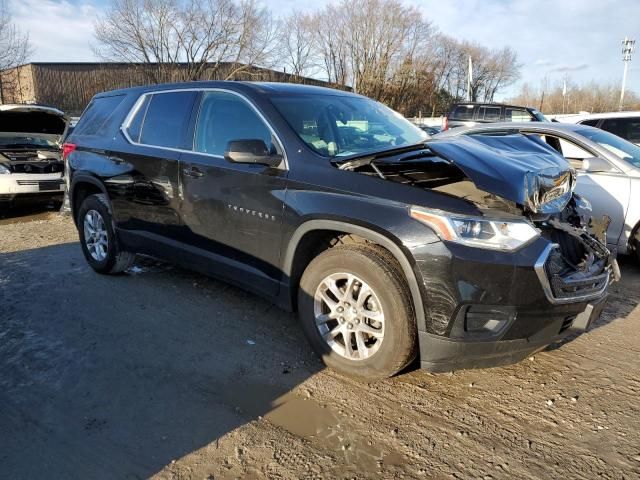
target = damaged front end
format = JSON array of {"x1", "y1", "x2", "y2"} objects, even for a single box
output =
[
  {"x1": 337, "y1": 133, "x2": 619, "y2": 306},
  {"x1": 534, "y1": 196, "x2": 619, "y2": 304}
]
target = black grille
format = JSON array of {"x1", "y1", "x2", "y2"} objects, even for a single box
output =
[
  {"x1": 38, "y1": 180, "x2": 64, "y2": 191},
  {"x1": 548, "y1": 270, "x2": 609, "y2": 299}
]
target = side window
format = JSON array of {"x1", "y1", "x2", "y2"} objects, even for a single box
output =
[
  {"x1": 194, "y1": 91, "x2": 274, "y2": 156},
  {"x1": 74, "y1": 95, "x2": 125, "y2": 136},
  {"x1": 478, "y1": 106, "x2": 501, "y2": 121},
  {"x1": 579, "y1": 119, "x2": 599, "y2": 127},
  {"x1": 601, "y1": 118, "x2": 640, "y2": 144},
  {"x1": 505, "y1": 108, "x2": 534, "y2": 122},
  {"x1": 125, "y1": 95, "x2": 151, "y2": 143},
  {"x1": 451, "y1": 105, "x2": 474, "y2": 121},
  {"x1": 138, "y1": 91, "x2": 197, "y2": 148}
]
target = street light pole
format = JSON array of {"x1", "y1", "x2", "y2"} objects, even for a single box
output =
[
  {"x1": 467, "y1": 55, "x2": 473, "y2": 102},
  {"x1": 619, "y1": 37, "x2": 635, "y2": 111}
]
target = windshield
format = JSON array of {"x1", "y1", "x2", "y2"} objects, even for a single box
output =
[
  {"x1": 270, "y1": 94, "x2": 427, "y2": 158},
  {"x1": 531, "y1": 109, "x2": 548, "y2": 122},
  {"x1": 0, "y1": 132, "x2": 59, "y2": 148},
  {"x1": 576, "y1": 127, "x2": 640, "y2": 168}
]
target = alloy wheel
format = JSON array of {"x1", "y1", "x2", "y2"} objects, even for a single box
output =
[
  {"x1": 83, "y1": 209, "x2": 108, "y2": 262},
  {"x1": 313, "y1": 272, "x2": 385, "y2": 360}
]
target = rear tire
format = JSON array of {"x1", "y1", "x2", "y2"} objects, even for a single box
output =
[
  {"x1": 298, "y1": 244, "x2": 417, "y2": 381},
  {"x1": 77, "y1": 193, "x2": 135, "y2": 274}
]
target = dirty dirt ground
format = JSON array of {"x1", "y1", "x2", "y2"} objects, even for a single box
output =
[{"x1": 1, "y1": 207, "x2": 640, "y2": 480}]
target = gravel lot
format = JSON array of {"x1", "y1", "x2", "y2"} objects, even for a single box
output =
[{"x1": 1, "y1": 207, "x2": 640, "y2": 479}]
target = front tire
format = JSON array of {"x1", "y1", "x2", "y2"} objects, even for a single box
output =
[
  {"x1": 77, "y1": 193, "x2": 135, "y2": 274},
  {"x1": 298, "y1": 244, "x2": 417, "y2": 380}
]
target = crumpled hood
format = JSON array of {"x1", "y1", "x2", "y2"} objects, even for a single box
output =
[{"x1": 427, "y1": 134, "x2": 575, "y2": 213}]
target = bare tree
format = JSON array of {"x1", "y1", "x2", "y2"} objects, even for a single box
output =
[
  {"x1": 510, "y1": 78, "x2": 640, "y2": 114},
  {"x1": 276, "y1": 10, "x2": 317, "y2": 78},
  {"x1": 0, "y1": 0, "x2": 33, "y2": 103},
  {"x1": 94, "y1": 0, "x2": 278, "y2": 83}
]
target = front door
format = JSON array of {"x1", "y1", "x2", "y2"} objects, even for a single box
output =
[{"x1": 179, "y1": 90, "x2": 288, "y2": 296}]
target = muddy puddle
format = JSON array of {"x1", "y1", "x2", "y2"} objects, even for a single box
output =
[{"x1": 225, "y1": 380, "x2": 405, "y2": 472}]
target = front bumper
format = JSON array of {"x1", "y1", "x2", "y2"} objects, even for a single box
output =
[
  {"x1": 419, "y1": 296, "x2": 607, "y2": 372},
  {"x1": 0, "y1": 173, "x2": 65, "y2": 200},
  {"x1": 411, "y1": 236, "x2": 612, "y2": 372}
]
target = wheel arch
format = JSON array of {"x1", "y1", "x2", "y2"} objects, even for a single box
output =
[
  {"x1": 282, "y1": 220, "x2": 426, "y2": 331},
  {"x1": 70, "y1": 174, "x2": 109, "y2": 222}
]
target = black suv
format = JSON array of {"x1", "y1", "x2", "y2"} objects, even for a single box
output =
[
  {"x1": 65, "y1": 82, "x2": 615, "y2": 380},
  {"x1": 444, "y1": 102, "x2": 547, "y2": 130}
]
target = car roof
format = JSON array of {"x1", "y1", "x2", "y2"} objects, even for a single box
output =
[
  {"x1": 437, "y1": 121, "x2": 598, "y2": 137},
  {"x1": 94, "y1": 81, "x2": 358, "y2": 99},
  {"x1": 577, "y1": 111, "x2": 640, "y2": 120},
  {"x1": 448, "y1": 102, "x2": 536, "y2": 110}
]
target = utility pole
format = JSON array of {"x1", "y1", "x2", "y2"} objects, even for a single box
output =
[
  {"x1": 619, "y1": 37, "x2": 635, "y2": 111},
  {"x1": 467, "y1": 55, "x2": 473, "y2": 102}
]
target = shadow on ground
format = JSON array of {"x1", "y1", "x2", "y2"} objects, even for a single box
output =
[{"x1": 0, "y1": 242, "x2": 324, "y2": 479}]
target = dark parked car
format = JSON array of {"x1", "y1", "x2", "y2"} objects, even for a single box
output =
[
  {"x1": 65, "y1": 82, "x2": 615, "y2": 380},
  {"x1": 444, "y1": 102, "x2": 547, "y2": 130},
  {"x1": 568, "y1": 112, "x2": 640, "y2": 145}
]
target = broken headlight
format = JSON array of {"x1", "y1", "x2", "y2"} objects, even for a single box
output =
[{"x1": 410, "y1": 207, "x2": 539, "y2": 251}]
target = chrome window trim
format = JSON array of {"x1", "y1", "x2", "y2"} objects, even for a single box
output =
[
  {"x1": 120, "y1": 88, "x2": 289, "y2": 170},
  {"x1": 534, "y1": 242, "x2": 610, "y2": 305}
]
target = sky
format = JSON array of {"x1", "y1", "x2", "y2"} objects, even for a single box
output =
[{"x1": 10, "y1": 0, "x2": 640, "y2": 99}]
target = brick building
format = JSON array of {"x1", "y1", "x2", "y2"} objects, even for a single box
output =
[{"x1": 0, "y1": 62, "x2": 339, "y2": 116}]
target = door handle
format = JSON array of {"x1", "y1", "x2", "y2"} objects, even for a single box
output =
[
  {"x1": 109, "y1": 156, "x2": 125, "y2": 164},
  {"x1": 183, "y1": 166, "x2": 205, "y2": 178}
]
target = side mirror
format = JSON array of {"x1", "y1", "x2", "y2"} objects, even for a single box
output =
[
  {"x1": 224, "y1": 139, "x2": 283, "y2": 168},
  {"x1": 582, "y1": 156, "x2": 612, "y2": 173}
]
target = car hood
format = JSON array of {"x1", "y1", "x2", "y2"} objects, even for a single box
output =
[
  {"x1": 427, "y1": 134, "x2": 575, "y2": 214},
  {"x1": 0, "y1": 104, "x2": 68, "y2": 138}
]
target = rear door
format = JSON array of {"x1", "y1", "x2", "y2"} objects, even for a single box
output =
[
  {"x1": 115, "y1": 90, "x2": 198, "y2": 239},
  {"x1": 178, "y1": 90, "x2": 288, "y2": 296}
]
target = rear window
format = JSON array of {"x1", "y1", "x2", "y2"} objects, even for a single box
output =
[
  {"x1": 600, "y1": 117, "x2": 640, "y2": 144},
  {"x1": 450, "y1": 105, "x2": 475, "y2": 121},
  {"x1": 505, "y1": 108, "x2": 533, "y2": 122},
  {"x1": 74, "y1": 95, "x2": 125, "y2": 136},
  {"x1": 136, "y1": 91, "x2": 197, "y2": 149}
]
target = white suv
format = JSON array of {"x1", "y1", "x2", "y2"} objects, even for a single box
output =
[
  {"x1": 561, "y1": 111, "x2": 640, "y2": 145},
  {"x1": 0, "y1": 105, "x2": 68, "y2": 207}
]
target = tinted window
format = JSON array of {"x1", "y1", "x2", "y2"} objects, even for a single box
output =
[
  {"x1": 579, "y1": 119, "x2": 599, "y2": 127},
  {"x1": 126, "y1": 95, "x2": 151, "y2": 143},
  {"x1": 74, "y1": 95, "x2": 125, "y2": 136},
  {"x1": 139, "y1": 91, "x2": 197, "y2": 148},
  {"x1": 271, "y1": 94, "x2": 426, "y2": 158},
  {"x1": 505, "y1": 108, "x2": 533, "y2": 122},
  {"x1": 478, "y1": 106, "x2": 501, "y2": 121},
  {"x1": 600, "y1": 117, "x2": 640, "y2": 144},
  {"x1": 451, "y1": 105, "x2": 475, "y2": 121},
  {"x1": 194, "y1": 91, "x2": 274, "y2": 156}
]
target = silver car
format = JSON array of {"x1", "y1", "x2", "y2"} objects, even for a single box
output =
[{"x1": 437, "y1": 122, "x2": 640, "y2": 259}]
